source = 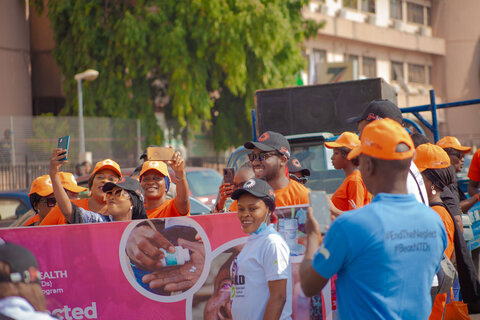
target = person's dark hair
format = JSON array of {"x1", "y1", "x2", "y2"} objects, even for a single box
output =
[
  {"x1": 422, "y1": 166, "x2": 456, "y2": 191},
  {"x1": 338, "y1": 147, "x2": 359, "y2": 167},
  {"x1": 410, "y1": 132, "x2": 429, "y2": 148},
  {"x1": 130, "y1": 165, "x2": 143, "y2": 179},
  {"x1": 29, "y1": 193, "x2": 41, "y2": 214},
  {"x1": 125, "y1": 190, "x2": 148, "y2": 220},
  {"x1": 87, "y1": 174, "x2": 95, "y2": 190},
  {"x1": 0, "y1": 261, "x2": 47, "y2": 312},
  {"x1": 368, "y1": 143, "x2": 412, "y2": 173}
]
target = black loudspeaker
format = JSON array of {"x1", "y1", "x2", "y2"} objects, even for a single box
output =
[{"x1": 255, "y1": 78, "x2": 397, "y2": 136}]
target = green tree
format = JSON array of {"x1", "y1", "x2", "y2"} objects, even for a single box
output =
[{"x1": 33, "y1": 0, "x2": 321, "y2": 150}]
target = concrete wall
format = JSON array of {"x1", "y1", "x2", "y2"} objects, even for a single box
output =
[{"x1": 0, "y1": 0, "x2": 31, "y2": 116}]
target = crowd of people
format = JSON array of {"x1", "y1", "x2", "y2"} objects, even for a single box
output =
[{"x1": 2, "y1": 98, "x2": 480, "y2": 319}]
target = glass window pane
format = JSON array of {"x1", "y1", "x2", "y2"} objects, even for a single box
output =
[
  {"x1": 361, "y1": 0, "x2": 376, "y2": 13},
  {"x1": 362, "y1": 57, "x2": 377, "y2": 78},
  {"x1": 391, "y1": 61, "x2": 404, "y2": 81},
  {"x1": 407, "y1": 2, "x2": 424, "y2": 24},
  {"x1": 390, "y1": 0, "x2": 402, "y2": 20},
  {"x1": 426, "y1": 7, "x2": 431, "y2": 26},
  {"x1": 408, "y1": 63, "x2": 426, "y2": 83},
  {"x1": 343, "y1": 0, "x2": 357, "y2": 9}
]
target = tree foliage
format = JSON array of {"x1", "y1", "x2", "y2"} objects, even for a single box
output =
[{"x1": 33, "y1": 0, "x2": 322, "y2": 150}]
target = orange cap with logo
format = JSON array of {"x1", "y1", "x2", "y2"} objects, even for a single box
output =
[
  {"x1": 91, "y1": 159, "x2": 122, "y2": 177},
  {"x1": 139, "y1": 161, "x2": 170, "y2": 180},
  {"x1": 325, "y1": 132, "x2": 360, "y2": 150},
  {"x1": 347, "y1": 118, "x2": 414, "y2": 160},
  {"x1": 58, "y1": 172, "x2": 88, "y2": 193},
  {"x1": 29, "y1": 175, "x2": 54, "y2": 197},
  {"x1": 436, "y1": 136, "x2": 472, "y2": 154},
  {"x1": 414, "y1": 143, "x2": 451, "y2": 173}
]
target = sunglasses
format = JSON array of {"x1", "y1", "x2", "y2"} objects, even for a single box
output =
[
  {"x1": 248, "y1": 151, "x2": 280, "y2": 162},
  {"x1": 105, "y1": 189, "x2": 129, "y2": 200},
  {"x1": 447, "y1": 150, "x2": 464, "y2": 160},
  {"x1": 289, "y1": 174, "x2": 308, "y2": 185},
  {"x1": 38, "y1": 197, "x2": 57, "y2": 207}
]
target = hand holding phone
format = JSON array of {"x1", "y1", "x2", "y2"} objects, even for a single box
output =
[
  {"x1": 309, "y1": 191, "x2": 331, "y2": 234},
  {"x1": 146, "y1": 147, "x2": 175, "y2": 161},
  {"x1": 223, "y1": 168, "x2": 235, "y2": 184},
  {"x1": 57, "y1": 136, "x2": 70, "y2": 161}
]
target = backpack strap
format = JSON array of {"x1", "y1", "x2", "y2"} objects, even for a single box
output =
[{"x1": 409, "y1": 168, "x2": 426, "y2": 204}]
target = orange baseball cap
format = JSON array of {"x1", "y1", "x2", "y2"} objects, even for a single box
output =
[
  {"x1": 325, "y1": 132, "x2": 360, "y2": 150},
  {"x1": 91, "y1": 159, "x2": 122, "y2": 177},
  {"x1": 139, "y1": 161, "x2": 170, "y2": 179},
  {"x1": 347, "y1": 118, "x2": 414, "y2": 160},
  {"x1": 436, "y1": 136, "x2": 472, "y2": 153},
  {"x1": 414, "y1": 143, "x2": 451, "y2": 173},
  {"x1": 29, "y1": 175, "x2": 53, "y2": 197},
  {"x1": 58, "y1": 172, "x2": 88, "y2": 193}
]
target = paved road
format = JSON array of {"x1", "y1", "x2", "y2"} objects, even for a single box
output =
[{"x1": 471, "y1": 314, "x2": 480, "y2": 319}]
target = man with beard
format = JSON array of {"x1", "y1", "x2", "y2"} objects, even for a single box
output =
[{"x1": 229, "y1": 131, "x2": 309, "y2": 211}]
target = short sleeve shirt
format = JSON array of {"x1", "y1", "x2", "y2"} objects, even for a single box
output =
[
  {"x1": 229, "y1": 179, "x2": 309, "y2": 211},
  {"x1": 231, "y1": 225, "x2": 292, "y2": 320},
  {"x1": 468, "y1": 149, "x2": 480, "y2": 182},
  {"x1": 146, "y1": 199, "x2": 189, "y2": 219},
  {"x1": 71, "y1": 203, "x2": 113, "y2": 224},
  {"x1": 312, "y1": 193, "x2": 446, "y2": 320},
  {"x1": 331, "y1": 170, "x2": 370, "y2": 211},
  {"x1": 431, "y1": 205, "x2": 455, "y2": 259}
]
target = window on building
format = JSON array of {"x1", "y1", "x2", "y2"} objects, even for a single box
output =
[
  {"x1": 361, "y1": 0, "x2": 375, "y2": 13},
  {"x1": 408, "y1": 63, "x2": 426, "y2": 83},
  {"x1": 390, "y1": 0, "x2": 402, "y2": 20},
  {"x1": 391, "y1": 61, "x2": 404, "y2": 81},
  {"x1": 426, "y1": 7, "x2": 431, "y2": 26},
  {"x1": 362, "y1": 57, "x2": 377, "y2": 78},
  {"x1": 407, "y1": 2, "x2": 424, "y2": 24},
  {"x1": 313, "y1": 49, "x2": 326, "y2": 66},
  {"x1": 428, "y1": 65, "x2": 432, "y2": 84},
  {"x1": 345, "y1": 54, "x2": 359, "y2": 63},
  {"x1": 310, "y1": 49, "x2": 327, "y2": 83},
  {"x1": 343, "y1": 0, "x2": 357, "y2": 9}
]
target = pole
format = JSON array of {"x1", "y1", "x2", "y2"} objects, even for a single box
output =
[
  {"x1": 429, "y1": 89, "x2": 439, "y2": 143},
  {"x1": 9, "y1": 116, "x2": 15, "y2": 166},
  {"x1": 136, "y1": 119, "x2": 141, "y2": 166},
  {"x1": 77, "y1": 79, "x2": 85, "y2": 160}
]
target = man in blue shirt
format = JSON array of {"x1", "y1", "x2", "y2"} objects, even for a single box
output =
[{"x1": 300, "y1": 118, "x2": 447, "y2": 319}]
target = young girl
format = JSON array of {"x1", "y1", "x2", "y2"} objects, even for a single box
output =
[
  {"x1": 230, "y1": 178, "x2": 292, "y2": 320},
  {"x1": 49, "y1": 148, "x2": 147, "y2": 223},
  {"x1": 24, "y1": 175, "x2": 55, "y2": 226},
  {"x1": 324, "y1": 131, "x2": 370, "y2": 217}
]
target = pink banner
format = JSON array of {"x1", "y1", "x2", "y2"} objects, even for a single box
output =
[{"x1": 0, "y1": 209, "x2": 331, "y2": 319}]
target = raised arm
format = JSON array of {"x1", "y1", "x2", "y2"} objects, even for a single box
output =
[
  {"x1": 169, "y1": 149, "x2": 190, "y2": 215},
  {"x1": 49, "y1": 148, "x2": 74, "y2": 222}
]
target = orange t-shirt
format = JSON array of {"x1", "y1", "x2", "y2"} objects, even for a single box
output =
[
  {"x1": 24, "y1": 214, "x2": 40, "y2": 226},
  {"x1": 39, "y1": 198, "x2": 90, "y2": 225},
  {"x1": 468, "y1": 149, "x2": 480, "y2": 182},
  {"x1": 429, "y1": 204, "x2": 455, "y2": 320},
  {"x1": 146, "y1": 199, "x2": 189, "y2": 219},
  {"x1": 331, "y1": 170, "x2": 370, "y2": 211},
  {"x1": 229, "y1": 179, "x2": 310, "y2": 211}
]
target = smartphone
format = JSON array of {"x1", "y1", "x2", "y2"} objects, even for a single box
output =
[
  {"x1": 146, "y1": 147, "x2": 175, "y2": 161},
  {"x1": 223, "y1": 167, "x2": 235, "y2": 184},
  {"x1": 309, "y1": 191, "x2": 331, "y2": 234},
  {"x1": 57, "y1": 136, "x2": 70, "y2": 161}
]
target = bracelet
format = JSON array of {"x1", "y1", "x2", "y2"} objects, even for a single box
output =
[{"x1": 175, "y1": 175, "x2": 184, "y2": 181}]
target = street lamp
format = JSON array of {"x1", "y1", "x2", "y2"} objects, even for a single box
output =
[{"x1": 74, "y1": 69, "x2": 99, "y2": 162}]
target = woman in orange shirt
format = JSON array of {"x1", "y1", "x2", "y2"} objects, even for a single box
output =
[
  {"x1": 325, "y1": 132, "x2": 370, "y2": 218},
  {"x1": 414, "y1": 143, "x2": 456, "y2": 320}
]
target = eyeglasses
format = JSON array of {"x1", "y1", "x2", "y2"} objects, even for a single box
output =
[
  {"x1": 447, "y1": 150, "x2": 464, "y2": 160},
  {"x1": 105, "y1": 189, "x2": 129, "y2": 200},
  {"x1": 38, "y1": 197, "x2": 57, "y2": 207},
  {"x1": 248, "y1": 151, "x2": 280, "y2": 162},
  {"x1": 141, "y1": 176, "x2": 164, "y2": 182},
  {"x1": 289, "y1": 174, "x2": 308, "y2": 185}
]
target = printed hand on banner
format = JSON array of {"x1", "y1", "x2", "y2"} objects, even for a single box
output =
[
  {"x1": 125, "y1": 225, "x2": 176, "y2": 271},
  {"x1": 142, "y1": 235, "x2": 205, "y2": 292}
]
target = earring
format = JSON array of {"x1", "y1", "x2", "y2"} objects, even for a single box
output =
[{"x1": 431, "y1": 185, "x2": 436, "y2": 195}]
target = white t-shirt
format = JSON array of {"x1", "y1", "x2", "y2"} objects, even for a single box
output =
[
  {"x1": 231, "y1": 225, "x2": 292, "y2": 320},
  {"x1": 407, "y1": 161, "x2": 429, "y2": 206}
]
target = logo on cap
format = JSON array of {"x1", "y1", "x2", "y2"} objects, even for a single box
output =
[
  {"x1": 70, "y1": 175, "x2": 76, "y2": 183},
  {"x1": 269, "y1": 190, "x2": 275, "y2": 197},
  {"x1": 103, "y1": 160, "x2": 114, "y2": 166},
  {"x1": 244, "y1": 179, "x2": 256, "y2": 189},
  {"x1": 149, "y1": 161, "x2": 159, "y2": 168},
  {"x1": 365, "y1": 113, "x2": 381, "y2": 121},
  {"x1": 45, "y1": 178, "x2": 52, "y2": 186},
  {"x1": 118, "y1": 177, "x2": 126, "y2": 184},
  {"x1": 258, "y1": 133, "x2": 270, "y2": 142},
  {"x1": 292, "y1": 159, "x2": 301, "y2": 167}
]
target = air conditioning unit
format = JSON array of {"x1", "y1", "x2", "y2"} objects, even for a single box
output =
[
  {"x1": 393, "y1": 20, "x2": 403, "y2": 31},
  {"x1": 365, "y1": 14, "x2": 376, "y2": 25}
]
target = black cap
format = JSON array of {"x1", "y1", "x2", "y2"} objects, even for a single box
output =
[
  {"x1": 103, "y1": 176, "x2": 145, "y2": 200},
  {"x1": 231, "y1": 178, "x2": 276, "y2": 212},
  {"x1": 244, "y1": 131, "x2": 291, "y2": 158},
  {"x1": 347, "y1": 99, "x2": 403, "y2": 124},
  {"x1": 287, "y1": 157, "x2": 311, "y2": 177},
  {"x1": 139, "y1": 145, "x2": 160, "y2": 160},
  {"x1": 0, "y1": 243, "x2": 40, "y2": 284}
]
